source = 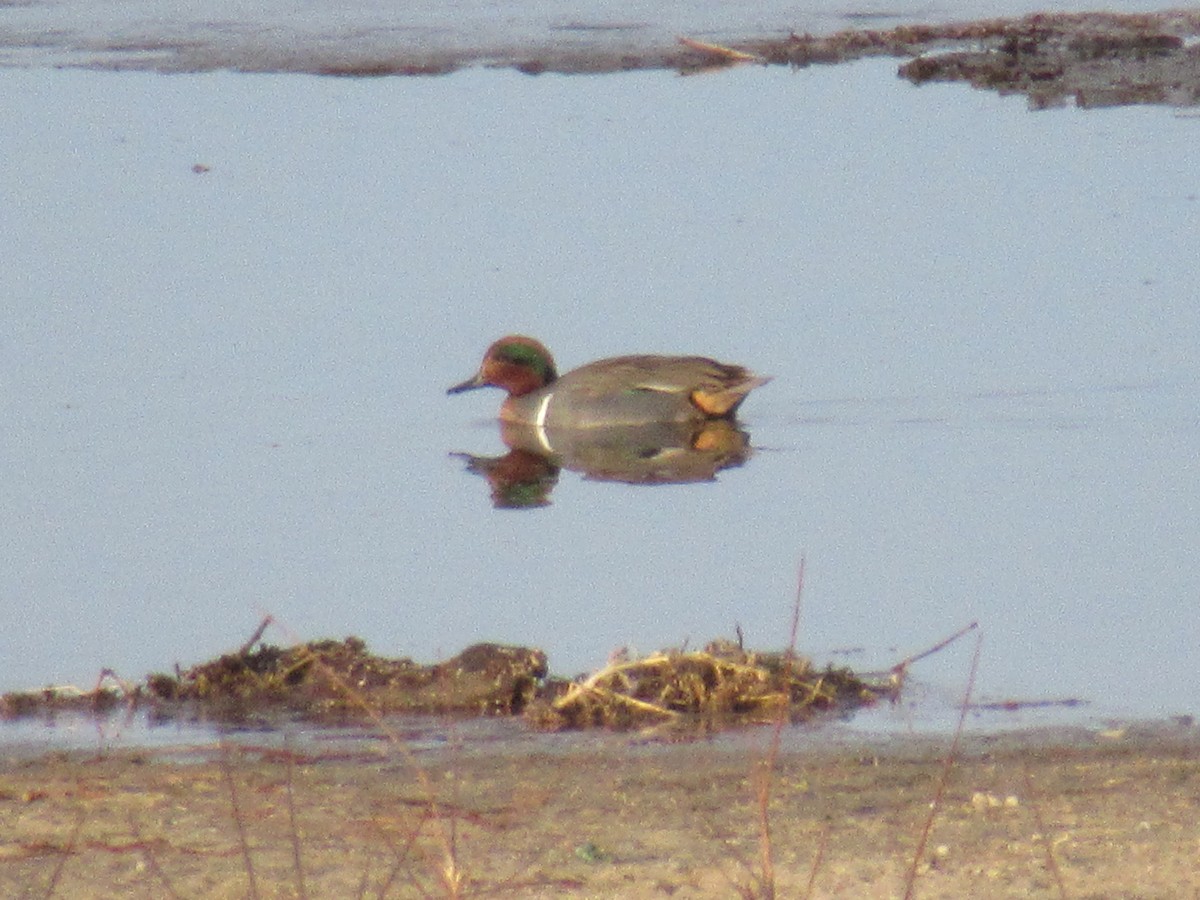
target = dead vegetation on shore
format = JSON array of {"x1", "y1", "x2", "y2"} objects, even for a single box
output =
[
  {"x1": 527, "y1": 640, "x2": 893, "y2": 733},
  {"x1": 694, "y1": 11, "x2": 1200, "y2": 108},
  {"x1": 0, "y1": 622, "x2": 895, "y2": 733},
  {"x1": 312, "y1": 11, "x2": 1200, "y2": 110}
]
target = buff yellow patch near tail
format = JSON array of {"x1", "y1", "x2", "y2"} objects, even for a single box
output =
[{"x1": 690, "y1": 389, "x2": 739, "y2": 417}]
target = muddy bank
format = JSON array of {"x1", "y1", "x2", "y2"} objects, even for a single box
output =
[
  {"x1": 1, "y1": 722, "x2": 1198, "y2": 898},
  {"x1": 7, "y1": 7, "x2": 1200, "y2": 108},
  {"x1": 309, "y1": 11, "x2": 1200, "y2": 110}
]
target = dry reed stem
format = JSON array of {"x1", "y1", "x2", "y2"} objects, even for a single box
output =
[
  {"x1": 1023, "y1": 765, "x2": 1070, "y2": 899},
  {"x1": 270, "y1": 620, "x2": 471, "y2": 898},
  {"x1": 891, "y1": 621, "x2": 979, "y2": 678},
  {"x1": 677, "y1": 36, "x2": 761, "y2": 62},
  {"x1": 560, "y1": 681, "x2": 683, "y2": 718},
  {"x1": 903, "y1": 631, "x2": 983, "y2": 900},
  {"x1": 125, "y1": 812, "x2": 183, "y2": 899},
  {"x1": 94, "y1": 668, "x2": 138, "y2": 703},
  {"x1": 439, "y1": 757, "x2": 465, "y2": 900},
  {"x1": 42, "y1": 806, "x2": 88, "y2": 898},
  {"x1": 748, "y1": 556, "x2": 808, "y2": 900},
  {"x1": 371, "y1": 806, "x2": 432, "y2": 898},
  {"x1": 802, "y1": 819, "x2": 831, "y2": 900},
  {"x1": 237, "y1": 616, "x2": 274, "y2": 655},
  {"x1": 219, "y1": 741, "x2": 261, "y2": 900},
  {"x1": 576, "y1": 651, "x2": 764, "y2": 691},
  {"x1": 353, "y1": 860, "x2": 372, "y2": 900},
  {"x1": 309, "y1": 672, "x2": 463, "y2": 897},
  {"x1": 282, "y1": 732, "x2": 310, "y2": 900}
]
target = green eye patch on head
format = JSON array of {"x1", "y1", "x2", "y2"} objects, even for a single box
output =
[{"x1": 498, "y1": 342, "x2": 556, "y2": 380}]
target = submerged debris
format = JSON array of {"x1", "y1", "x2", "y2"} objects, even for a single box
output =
[{"x1": 2, "y1": 630, "x2": 897, "y2": 732}]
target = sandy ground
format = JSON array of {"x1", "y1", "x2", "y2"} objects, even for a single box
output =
[{"x1": 2, "y1": 720, "x2": 1198, "y2": 899}]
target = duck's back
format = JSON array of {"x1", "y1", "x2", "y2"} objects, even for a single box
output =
[{"x1": 527, "y1": 355, "x2": 768, "y2": 428}]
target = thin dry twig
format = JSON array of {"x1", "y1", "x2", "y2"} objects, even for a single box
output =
[
  {"x1": 1022, "y1": 766, "x2": 1070, "y2": 899},
  {"x1": 803, "y1": 819, "x2": 831, "y2": 900},
  {"x1": 283, "y1": 733, "x2": 310, "y2": 900},
  {"x1": 751, "y1": 556, "x2": 808, "y2": 899},
  {"x1": 267, "y1": 618, "x2": 470, "y2": 899},
  {"x1": 354, "y1": 859, "x2": 373, "y2": 900},
  {"x1": 677, "y1": 36, "x2": 760, "y2": 62},
  {"x1": 891, "y1": 620, "x2": 979, "y2": 675},
  {"x1": 372, "y1": 806, "x2": 433, "y2": 899},
  {"x1": 42, "y1": 807, "x2": 88, "y2": 898},
  {"x1": 94, "y1": 668, "x2": 138, "y2": 700},
  {"x1": 238, "y1": 616, "x2": 274, "y2": 656},
  {"x1": 567, "y1": 682, "x2": 683, "y2": 718},
  {"x1": 125, "y1": 812, "x2": 183, "y2": 900},
  {"x1": 903, "y1": 631, "x2": 983, "y2": 900},
  {"x1": 219, "y1": 742, "x2": 261, "y2": 900}
]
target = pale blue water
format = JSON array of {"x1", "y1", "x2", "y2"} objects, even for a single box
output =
[{"x1": 1, "y1": 19, "x2": 1198, "y2": 739}]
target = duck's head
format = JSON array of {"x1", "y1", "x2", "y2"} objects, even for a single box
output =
[{"x1": 448, "y1": 335, "x2": 558, "y2": 398}]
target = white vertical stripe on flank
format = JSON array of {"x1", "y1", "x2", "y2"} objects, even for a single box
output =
[{"x1": 533, "y1": 393, "x2": 554, "y2": 453}]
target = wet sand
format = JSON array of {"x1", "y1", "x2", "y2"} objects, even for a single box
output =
[{"x1": 2, "y1": 721, "x2": 1198, "y2": 898}]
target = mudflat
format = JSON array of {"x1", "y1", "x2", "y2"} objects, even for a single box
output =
[{"x1": 2, "y1": 721, "x2": 1197, "y2": 898}]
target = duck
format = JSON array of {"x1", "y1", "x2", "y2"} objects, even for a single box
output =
[{"x1": 448, "y1": 335, "x2": 769, "y2": 429}]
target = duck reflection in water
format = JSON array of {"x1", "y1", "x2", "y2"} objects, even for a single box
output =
[
  {"x1": 454, "y1": 418, "x2": 756, "y2": 509},
  {"x1": 448, "y1": 336, "x2": 769, "y2": 509}
]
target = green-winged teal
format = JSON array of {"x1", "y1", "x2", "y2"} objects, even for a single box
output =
[{"x1": 448, "y1": 335, "x2": 770, "y2": 428}]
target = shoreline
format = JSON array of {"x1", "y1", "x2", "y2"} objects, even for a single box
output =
[{"x1": 2, "y1": 10, "x2": 1198, "y2": 111}]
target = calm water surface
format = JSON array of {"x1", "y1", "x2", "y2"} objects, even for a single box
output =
[{"x1": 2, "y1": 57, "x2": 1198, "y2": 737}]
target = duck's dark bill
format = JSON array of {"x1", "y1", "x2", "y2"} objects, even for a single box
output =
[{"x1": 447, "y1": 374, "x2": 485, "y2": 394}]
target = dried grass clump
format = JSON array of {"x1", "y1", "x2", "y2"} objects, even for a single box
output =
[
  {"x1": 145, "y1": 637, "x2": 548, "y2": 721},
  {"x1": 529, "y1": 640, "x2": 893, "y2": 732}
]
